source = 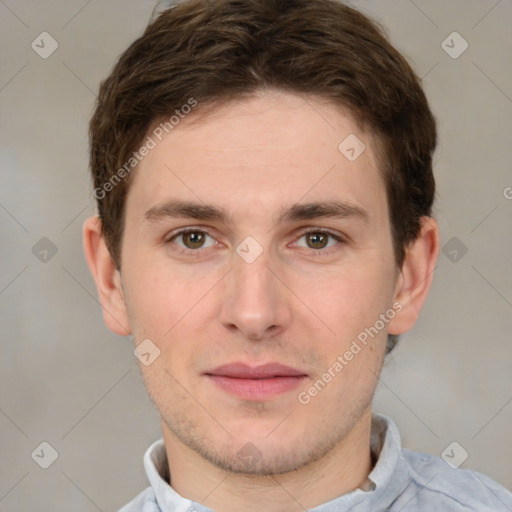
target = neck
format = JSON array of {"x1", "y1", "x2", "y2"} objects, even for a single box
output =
[{"x1": 161, "y1": 408, "x2": 374, "y2": 512}]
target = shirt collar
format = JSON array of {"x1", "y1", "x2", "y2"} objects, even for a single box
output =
[{"x1": 143, "y1": 412, "x2": 410, "y2": 512}]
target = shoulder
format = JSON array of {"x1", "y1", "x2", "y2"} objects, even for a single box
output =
[
  {"x1": 117, "y1": 486, "x2": 160, "y2": 512},
  {"x1": 398, "y1": 448, "x2": 512, "y2": 511}
]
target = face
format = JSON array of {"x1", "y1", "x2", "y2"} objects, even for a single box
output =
[{"x1": 118, "y1": 90, "x2": 400, "y2": 475}]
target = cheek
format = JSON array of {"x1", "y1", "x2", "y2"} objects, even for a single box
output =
[
  {"x1": 123, "y1": 258, "x2": 224, "y2": 345},
  {"x1": 306, "y1": 270, "x2": 390, "y2": 391},
  {"x1": 299, "y1": 263, "x2": 392, "y2": 340}
]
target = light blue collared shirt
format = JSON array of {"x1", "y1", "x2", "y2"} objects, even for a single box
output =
[{"x1": 119, "y1": 413, "x2": 512, "y2": 511}]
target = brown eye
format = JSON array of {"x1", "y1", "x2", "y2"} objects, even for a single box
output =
[
  {"x1": 294, "y1": 230, "x2": 343, "y2": 252},
  {"x1": 170, "y1": 230, "x2": 216, "y2": 250},
  {"x1": 305, "y1": 232, "x2": 329, "y2": 249},
  {"x1": 181, "y1": 231, "x2": 206, "y2": 249}
]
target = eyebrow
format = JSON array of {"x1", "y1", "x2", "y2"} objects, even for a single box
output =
[{"x1": 143, "y1": 199, "x2": 370, "y2": 225}]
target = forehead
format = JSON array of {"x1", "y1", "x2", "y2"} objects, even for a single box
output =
[{"x1": 125, "y1": 90, "x2": 388, "y2": 228}]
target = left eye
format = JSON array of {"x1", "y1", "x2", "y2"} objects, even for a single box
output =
[{"x1": 295, "y1": 231, "x2": 340, "y2": 250}]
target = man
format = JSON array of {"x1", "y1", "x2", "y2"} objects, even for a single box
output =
[{"x1": 83, "y1": 0, "x2": 512, "y2": 510}]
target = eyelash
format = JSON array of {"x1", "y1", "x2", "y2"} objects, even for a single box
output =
[{"x1": 166, "y1": 227, "x2": 346, "y2": 257}]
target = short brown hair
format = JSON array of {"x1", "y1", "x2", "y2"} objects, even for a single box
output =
[{"x1": 89, "y1": 0, "x2": 437, "y2": 353}]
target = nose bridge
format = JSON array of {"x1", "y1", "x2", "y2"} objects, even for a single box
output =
[
  {"x1": 235, "y1": 252, "x2": 273, "y2": 297},
  {"x1": 220, "y1": 246, "x2": 290, "y2": 338}
]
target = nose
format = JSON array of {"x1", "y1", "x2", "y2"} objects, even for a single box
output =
[{"x1": 219, "y1": 248, "x2": 292, "y2": 341}]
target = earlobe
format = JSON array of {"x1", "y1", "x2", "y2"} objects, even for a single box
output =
[
  {"x1": 387, "y1": 216, "x2": 440, "y2": 336},
  {"x1": 82, "y1": 215, "x2": 132, "y2": 336}
]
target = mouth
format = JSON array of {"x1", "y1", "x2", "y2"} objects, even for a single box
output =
[{"x1": 204, "y1": 362, "x2": 309, "y2": 400}]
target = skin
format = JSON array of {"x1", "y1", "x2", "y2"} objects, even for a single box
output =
[{"x1": 83, "y1": 90, "x2": 439, "y2": 511}]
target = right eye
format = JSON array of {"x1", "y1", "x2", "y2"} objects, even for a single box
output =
[{"x1": 168, "y1": 229, "x2": 217, "y2": 251}]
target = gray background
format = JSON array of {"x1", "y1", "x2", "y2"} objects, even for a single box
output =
[{"x1": 1, "y1": 0, "x2": 511, "y2": 510}]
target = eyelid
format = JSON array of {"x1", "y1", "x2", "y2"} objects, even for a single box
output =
[
  {"x1": 294, "y1": 226, "x2": 347, "y2": 241},
  {"x1": 166, "y1": 227, "x2": 218, "y2": 249}
]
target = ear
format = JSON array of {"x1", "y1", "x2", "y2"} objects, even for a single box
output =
[
  {"x1": 82, "y1": 215, "x2": 131, "y2": 336},
  {"x1": 387, "y1": 216, "x2": 439, "y2": 336}
]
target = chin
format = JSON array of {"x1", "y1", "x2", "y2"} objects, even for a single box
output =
[
  {"x1": 175, "y1": 422, "x2": 337, "y2": 477},
  {"x1": 203, "y1": 444, "x2": 321, "y2": 476}
]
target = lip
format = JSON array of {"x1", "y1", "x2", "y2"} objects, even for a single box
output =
[
  {"x1": 207, "y1": 362, "x2": 307, "y2": 379},
  {"x1": 204, "y1": 362, "x2": 308, "y2": 400}
]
